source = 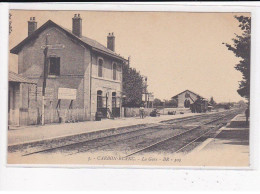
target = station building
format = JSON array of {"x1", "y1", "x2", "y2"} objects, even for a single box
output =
[
  {"x1": 172, "y1": 89, "x2": 206, "y2": 108},
  {"x1": 8, "y1": 71, "x2": 38, "y2": 126},
  {"x1": 10, "y1": 14, "x2": 127, "y2": 124}
]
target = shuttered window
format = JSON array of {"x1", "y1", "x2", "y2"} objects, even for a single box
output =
[
  {"x1": 49, "y1": 57, "x2": 60, "y2": 76},
  {"x1": 113, "y1": 63, "x2": 117, "y2": 80},
  {"x1": 112, "y1": 92, "x2": 116, "y2": 108},
  {"x1": 97, "y1": 90, "x2": 103, "y2": 108},
  {"x1": 98, "y1": 59, "x2": 103, "y2": 77}
]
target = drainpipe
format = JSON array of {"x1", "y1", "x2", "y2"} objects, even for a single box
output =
[
  {"x1": 120, "y1": 62, "x2": 123, "y2": 117},
  {"x1": 90, "y1": 50, "x2": 93, "y2": 120}
]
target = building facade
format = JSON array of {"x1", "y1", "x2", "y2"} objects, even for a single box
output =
[
  {"x1": 172, "y1": 90, "x2": 202, "y2": 108},
  {"x1": 10, "y1": 14, "x2": 127, "y2": 124}
]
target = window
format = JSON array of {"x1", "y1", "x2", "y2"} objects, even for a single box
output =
[
  {"x1": 49, "y1": 57, "x2": 60, "y2": 76},
  {"x1": 119, "y1": 64, "x2": 122, "y2": 72},
  {"x1": 97, "y1": 90, "x2": 103, "y2": 108},
  {"x1": 112, "y1": 63, "x2": 117, "y2": 80},
  {"x1": 185, "y1": 92, "x2": 190, "y2": 98},
  {"x1": 98, "y1": 59, "x2": 103, "y2": 77},
  {"x1": 112, "y1": 92, "x2": 116, "y2": 108}
]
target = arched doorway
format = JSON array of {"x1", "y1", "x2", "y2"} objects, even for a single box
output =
[
  {"x1": 97, "y1": 90, "x2": 103, "y2": 109},
  {"x1": 97, "y1": 90, "x2": 107, "y2": 117},
  {"x1": 184, "y1": 99, "x2": 190, "y2": 108},
  {"x1": 112, "y1": 92, "x2": 116, "y2": 108},
  {"x1": 112, "y1": 92, "x2": 120, "y2": 117}
]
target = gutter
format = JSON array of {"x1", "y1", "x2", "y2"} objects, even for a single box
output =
[{"x1": 92, "y1": 47, "x2": 127, "y2": 62}]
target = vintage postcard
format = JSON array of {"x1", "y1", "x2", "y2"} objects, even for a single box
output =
[{"x1": 7, "y1": 10, "x2": 250, "y2": 167}]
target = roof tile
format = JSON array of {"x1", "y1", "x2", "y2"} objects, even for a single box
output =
[
  {"x1": 11, "y1": 20, "x2": 126, "y2": 61},
  {"x1": 9, "y1": 71, "x2": 37, "y2": 84}
]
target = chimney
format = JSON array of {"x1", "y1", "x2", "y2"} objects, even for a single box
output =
[
  {"x1": 28, "y1": 17, "x2": 37, "y2": 36},
  {"x1": 72, "y1": 14, "x2": 82, "y2": 37},
  {"x1": 107, "y1": 32, "x2": 115, "y2": 51},
  {"x1": 128, "y1": 56, "x2": 131, "y2": 66}
]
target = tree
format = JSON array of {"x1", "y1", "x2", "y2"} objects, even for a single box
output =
[
  {"x1": 165, "y1": 99, "x2": 178, "y2": 108},
  {"x1": 122, "y1": 65, "x2": 144, "y2": 107},
  {"x1": 153, "y1": 98, "x2": 162, "y2": 107},
  {"x1": 238, "y1": 100, "x2": 247, "y2": 108},
  {"x1": 223, "y1": 16, "x2": 251, "y2": 101}
]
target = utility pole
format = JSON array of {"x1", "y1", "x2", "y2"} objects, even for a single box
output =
[
  {"x1": 144, "y1": 77, "x2": 148, "y2": 108},
  {"x1": 40, "y1": 34, "x2": 64, "y2": 125},
  {"x1": 106, "y1": 92, "x2": 108, "y2": 116},
  {"x1": 42, "y1": 34, "x2": 49, "y2": 125},
  {"x1": 149, "y1": 93, "x2": 154, "y2": 108},
  {"x1": 163, "y1": 99, "x2": 166, "y2": 115}
]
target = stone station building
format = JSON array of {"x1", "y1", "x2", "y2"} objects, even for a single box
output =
[{"x1": 10, "y1": 14, "x2": 127, "y2": 125}]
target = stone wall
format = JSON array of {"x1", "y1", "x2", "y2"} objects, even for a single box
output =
[
  {"x1": 17, "y1": 26, "x2": 89, "y2": 122},
  {"x1": 15, "y1": 25, "x2": 123, "y2": 124}
]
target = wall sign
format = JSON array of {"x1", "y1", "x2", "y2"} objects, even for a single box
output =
[
  {"x1": 149, "y1": 94, "x2": 154, "y2": 101},
  {"x1": 58, "y1": 88, "x2": 77, "y2": 100}
]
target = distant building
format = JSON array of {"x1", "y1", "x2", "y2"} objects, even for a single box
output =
[
  {"x1": 10, "y1": 14, "x2": 127, "y2": 124},
  {"x1": 171, "y1": 89, "x2": 206, "y2": 108},
  {"x1": 8, "y1": 71, "x2": 37, "y2": 126}
]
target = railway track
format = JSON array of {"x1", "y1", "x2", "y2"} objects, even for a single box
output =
[
  {"x1": 19, "y1": 109, "x2": 240, "y2": 157},
  {"x1": 123, "y1": 110, "x2": 239, "y2": 157},
  {"x1": 21, "y1": 124, "x2": 161, "y2": 156},
  {"x1": 70, "y1": 111, "x2": 237, "y2": 155},
  {"x1": 12, "y1": 112, "x2": 211, "y2": 155},
  {"x1": 11, "y1": 112, "x2": 215, "y2": 154}
]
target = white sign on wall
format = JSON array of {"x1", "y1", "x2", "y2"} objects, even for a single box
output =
[
  {"x1": 41, "y1": 44, "x2": 65, "y2": 50},
  {"x1": 149, "y1": 94, "x2": 154, "y2": 101},
  {"x1": 142, "y1": 94, "x2": 146, "y2": 101},
  {"x1": 58, "y1": 88, "x2": 77, "y2": 100}
]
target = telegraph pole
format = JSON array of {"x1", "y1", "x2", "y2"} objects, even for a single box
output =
[
  {"x1": 42, "y1": 34, "x2": 49, "y2": 125},
  {"x1": 40, "y1": 34, "x2": 64, "y2": 125},
  {"x1": 163, "y1": 99, "x2": 166, "y2": 115},
  {"x1": 144, "y1": 77, "x2": 148, "y2": 108}
]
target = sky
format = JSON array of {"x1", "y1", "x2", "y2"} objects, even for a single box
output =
[{"x1": 9, "y1": 10, "x2": 250, "y2": 103}]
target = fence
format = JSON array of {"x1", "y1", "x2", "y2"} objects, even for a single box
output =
[
  {"x1": 158, "y1": 107, "x2": 191, "y2": 115},
  {"x1": 18, "y1": 107, "x2": 192, "y2": 126},
  {"x1": 18, "y1": 107, "x2": 87, "y2": 126},
  {"x1": 123, "y1": 107, "x2": 153, "y2": 117},
  {"x1": 44, "y1": 108, "x2": 86, "y2": 124},
  {"x1": 123, "y1": 107, "x2": 191, "y2": 117}
]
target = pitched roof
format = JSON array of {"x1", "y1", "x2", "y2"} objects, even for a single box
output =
[
  {"x1": 171, "y1": 89, "x2": 205, "y2": 99},
  {"x1": 10, "y1": 20, "x2": 127, "y2": 62},
  {"x1": 9, "y1": 71, "x2": 37, "y2": 84}
]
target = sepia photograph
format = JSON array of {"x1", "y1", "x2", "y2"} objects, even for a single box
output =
[{"x1": 7, "y1": 9, "x2": 251, "y2": 167}]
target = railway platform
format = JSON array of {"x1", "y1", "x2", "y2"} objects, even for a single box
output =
[
  {"x1": 8, "y1": 111, "x2": 213, "y2": 146},
  {"x1": 183, "y1": 114, "x2": 249, "y2": 167}
]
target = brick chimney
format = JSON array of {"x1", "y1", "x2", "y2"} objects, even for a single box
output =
[
  {"x1": 28, "y1": 17, "x2": 37, "y2": 36},
  {"x1": 107, "y1": 32, "x2": 115, "y2": 52},
  {"x1": 72, "y1": 14, "x2": 82, "y2": 37}
]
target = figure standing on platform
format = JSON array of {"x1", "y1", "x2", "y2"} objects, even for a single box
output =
[{"x1": 139, "y1": 106, "x2": 144, "y2": 119}]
